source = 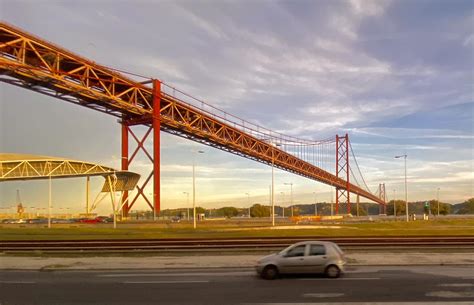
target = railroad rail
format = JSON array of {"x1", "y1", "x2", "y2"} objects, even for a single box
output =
[{"x1": 2, "y1": 236, "x2": 474, "y2": 252}]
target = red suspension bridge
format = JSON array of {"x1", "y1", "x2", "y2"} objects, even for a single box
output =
[{"x1": 0, "y1": 22, "x2": 386, "y2": 216}]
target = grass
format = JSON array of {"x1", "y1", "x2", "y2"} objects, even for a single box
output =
[{"x1": 1, "y1": 219, "x2": 473, "y2": 240}]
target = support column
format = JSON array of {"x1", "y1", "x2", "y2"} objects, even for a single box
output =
[
  {"x1": 335, "y1": 135, "x2": 339, "y2": 215},
  {"x1": 345, "y1": 134, "x2": 350, "y2": 214},
  {"x1": 356, "y1": 194, "x2": 360, "y2": 217},
  {"x1": 86, "y1": 176, "x2": 90, "y2": 215},
  {"x1": 121, "y1": 123, "x2": 129, "y2": 216},
  {"x1": 152, "y1": 79, "x2": 161, "y2": 216},
  {"x1": 335, "y1": 134, "x2": 350, "y2": 214}
]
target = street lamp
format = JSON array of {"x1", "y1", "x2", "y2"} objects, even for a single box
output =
[
  {"x1": 193, "y1": 150, "x2": 205, "y2": 229},
  {"x1": 183, "y1": 192, "x2": 190, "y2": 220},
  {"x1": 284, "y1": 183, "x2": 293, "y2": 217},
  {"x1": 437, "y1": 187, "x2": 440, "y2": 217},
  {"x1": 271, "y1": 143, "x2": 281, "y2": 226},
  {"x1": 393, "y1": 189, "x2": 397, "y2": 219},
  {"x1": 313, "y1": 191, "x2": 318, "y2": 216},
  {"x1": 245, "y1": 193, "x2": 250, "y2": 218},
  {"x1": 280, "y1": 192, "x2": 285, "y2": 218},
  {"x1": 394, "y1": 154, "x2": 408, "y2": 222}
]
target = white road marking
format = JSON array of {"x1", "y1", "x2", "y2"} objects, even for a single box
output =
[
  {"x1": 122, "y1": 280, "x2": 210, "y2": 284},
  {"x1": 99, "y1": 271, "x2": 252, "y2": 277},
  {"x1": 0, "y1": 281, "x2": 36, "y2": 284},
  {"x1": 242, "y1": 301, "x2": 472, "y2": 305},
  {"x1": 426, "y1": 291, "x2": 474, "y2": 298},
  {"x1": 438, "y1": 283, "x2": 474, "y2": 287},
  {"x1": 298, "y1": 277, "x2": 380, "y2": 281},
  {"x1": 303, "y1": 293, "x2": 344, "y2": 298}
]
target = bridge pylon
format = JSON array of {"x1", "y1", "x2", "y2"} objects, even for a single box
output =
[
  {"x1": 121, "y1": 80, "x2": 161, "y2": 217},
  {"x1": 378, "y1": 183, "x2": 387, "y2": 214},
  {"x1": 335, "y1": 134, "x2": 350, "y2": 214}
]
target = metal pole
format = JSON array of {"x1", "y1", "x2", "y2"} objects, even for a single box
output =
[
  {"x1": 246, "y1": 193, "x2": 250, "y2": 218},
  {"x1": 191, "y1": 150, "x2": 204, "y2": 229},
  {"x1": 404, "y1": 156, "x2": 408, "y2": 222},
  {"x1": 86, "y1": 176, "x2": 90, "y2": 215},
  {"x1": 48, "y1": 175, "x2": 51, "y2": 229},
  {"x1": 313, "y1": 191, "x2": 317, "y2": 216},
  {"x1": 356, "y1": 194, "x2": 360, "y2": 217},
  {"x1": 331, "y1": 188, "x2": 334, "y2": 217},
  {"x1": 395, "y1": 155, "x2": 409, "y2": 222},
  {"x1": 290, "y1": 184, "x2": 293, "y2": 217},
  {"x1": 393, "y1": 189, "x2": 396, "y2": 219},
  {"x1": 437, "y1": 187, "x2": 440, "y2": 216},
  {"x1": 153, "y1": 193, "x2": 156, "y2": 221},
  {"x1": 193, "y1": 157, "x2": 196, "y2": 229},
  {"x1": 184, "y1": 192, "x2": 189, "y2": 221},
  {"x1": 271, "y1": 155, "x2": 275, "y2": 226}
]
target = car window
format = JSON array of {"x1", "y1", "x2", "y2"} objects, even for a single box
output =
[
  {"x1": 309, "y1": 244, "x2": 326, "y2": 256},
  {"x1": 285, "y1": 245, "x2": 306, "y2": 257}
]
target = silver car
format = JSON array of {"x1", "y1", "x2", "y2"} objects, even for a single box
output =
[{"x1": 256, "y1": 241, "x2": 346, "y2": 279}]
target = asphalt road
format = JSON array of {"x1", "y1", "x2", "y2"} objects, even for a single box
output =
[{"x1": 0, "y1": 266, "x2": 473, "y2": 305}]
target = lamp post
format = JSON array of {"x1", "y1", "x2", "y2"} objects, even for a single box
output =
[
  {"x1": 393, "y1": 189, "x2": 397, "y2": 219},
  {"x1": 331, "y1": 188, "x2": 334, "y2": 216},
  {"x1": 245, "y1": 192, "x2": 251, "y2": 218},
  {"x1": 48, "y1": 175, "x2": 52, "y2": 228},
  {"x1": 271, "y1": 143, "x2": 281, "y2": 226},
  {"x1": 279, "y1": 192, "x2": 285, "y2": 218},
  {"x1": 193, "y1": 150, "x2": 205, "y2": 229},
  {"x1": 284, "y1": 182, "x2": 293, "y2": 217},
  {"x1": 183, "y1": 192, "x2": 190, "y2": 220},
  {"x1": 395, "y1": 154, "x2": 408, "y2": 222},
  {"x1": 437, "y1": 187, "x2": 440, "y2": 217},
  {"x1": 313, "y1": 191, "x2": 318, "y2": 216}
]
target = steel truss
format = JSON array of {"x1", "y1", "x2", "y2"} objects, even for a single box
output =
[
  {"x1": 0, "y1": 22, "x2": 385, "y2": 215},
  {"x1": 336, "y1": 134, "x2": 350, "y2": 214},
  {"x1": 378, "y1": 183, "x2": 387, "y2": 214}
]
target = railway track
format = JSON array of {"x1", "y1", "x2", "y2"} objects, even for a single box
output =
[{"x1": 2, "y1": 236, "x2": 474, "y2": 252}]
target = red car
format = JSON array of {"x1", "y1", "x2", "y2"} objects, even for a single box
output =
[{"x1": 79, "y1": 218, "x2": 102, "y2": 224}]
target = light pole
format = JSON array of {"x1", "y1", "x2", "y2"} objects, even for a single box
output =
[
  {"x1": 284, "y1": 182, "x2": 293, "y2": 217},
  {"x1": 393, "y1": 189, "x2": 397, "y2": 219},
  {"x1": 245, "y1": 192, "x2": 250, "y2": 218},
  {"x1": 48, "y1": 175, "x2": 52, "y2": 228},
  {"x1": 183, "y1": 192, "x2": 190, "y2": 220},
  {"x1": 437, "y1": 187, "x2": 440, "y2": 216},
  {"x1": 313, "y1": 191, "x2": 318, "y2": 216},
  {"x1": 395, "y1": 154, "x2": 408, "y2": 222},
  {"x1": 271, "y1": 143, "x2": 281, "y2": 226},
  {"x1": 193, "y1": 150, "x2": 205, "y2": 229},
  {"x1": 280, "y1": 192, "x2": 285, "y2": 218},
  {"x1": 331, "y1": 188, "x2": 334, "y2": 216}
]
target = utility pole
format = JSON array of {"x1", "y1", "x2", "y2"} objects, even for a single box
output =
[
  {"x1": 395, "y1": 154, "x2": 408, "y2": 222},
  {"x1": 437, "y1": 187, "x2": 440, "y2": 216}
]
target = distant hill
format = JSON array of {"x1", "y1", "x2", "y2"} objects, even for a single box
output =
[{"x1": 452, "y1": 198, "x2": 474, "y2": 214}]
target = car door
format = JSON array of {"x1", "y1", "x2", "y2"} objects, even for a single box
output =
[
  {"x1": 278, "y1": 244, "x2": 308, "y2": 274},
  {"x1": 304, "y1": 243, "x2": 328, "y2": 273}
]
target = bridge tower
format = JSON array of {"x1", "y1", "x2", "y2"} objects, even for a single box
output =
[
  {"x1": 121, "y1": 80, "x2": 161, "y2": 217},
  {"x1": 378, "y1": 183, "x2": 387, "y2": 214},
  {"x1": 335, "y1": 134, "x2": 350, "y2": 214}
]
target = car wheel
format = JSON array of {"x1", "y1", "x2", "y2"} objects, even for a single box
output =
[
  {"x1": 325, "y1": 265, "x2": 341, "y2": 278},
  {"x1": 261, "y1": 265, "x2": 279, "y2": 280}
]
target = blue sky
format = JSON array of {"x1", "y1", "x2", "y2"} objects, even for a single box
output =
[{"x1": 1, "y1": 0, "x2": 473, "y2": 214}]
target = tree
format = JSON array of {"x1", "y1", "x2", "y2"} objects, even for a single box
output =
[
  {"x1": 216, "y1": 207, "x2": 239, "y2": 218},
  {"x1": 429, "y1": 200, "x2": 450, "y2": 215},
  {"x1": 385, "y1": 200, "x2": 407, "y2": 216},
  {"x1": 456, "y1": 198, "x2": 474, "y2": 214},
  {"x1": 250, "y1": 204, "x2": 270, "y2": 217}
]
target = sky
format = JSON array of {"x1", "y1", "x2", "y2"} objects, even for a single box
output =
[{"x1": 1, "y1": 0, "x2": 473, "y2": 215}]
